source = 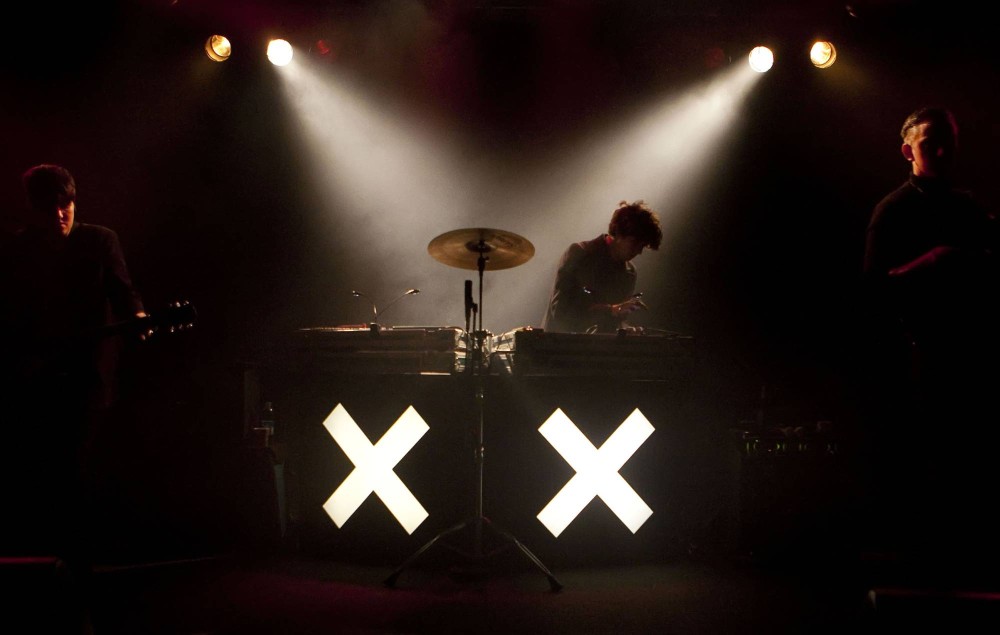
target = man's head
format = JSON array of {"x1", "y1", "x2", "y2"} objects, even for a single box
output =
[
  {"x1": 608, "y1": 200, "x2": 662, "y2": 262},
  {"x1": 22, "y1": 164, "x2": 76, "y2": 237},
  {"x1": 900, "y1": 107, "x2": 958, "y2": 179}
]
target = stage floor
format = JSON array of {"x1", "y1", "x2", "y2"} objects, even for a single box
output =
[{"x1": 8, "y1": 548, "x2": 1000, "y2": 634}]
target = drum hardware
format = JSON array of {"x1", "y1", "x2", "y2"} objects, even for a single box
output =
[{"x1": 384, "y1": 228, "x2": 561, "y2": 592}]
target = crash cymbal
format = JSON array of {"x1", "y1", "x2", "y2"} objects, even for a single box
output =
[{"x1": 427, "y1": 228, "x2": 534, "y2": 271}]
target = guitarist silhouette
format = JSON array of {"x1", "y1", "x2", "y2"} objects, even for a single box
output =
[{"x1": 0, "y1": 165, "x2": 161, "y2": 610}]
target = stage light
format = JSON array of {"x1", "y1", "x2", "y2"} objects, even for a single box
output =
[
  {"x1": 321, "y1": 403, "x2": 430, "y2": 534},
  {"x1": 748, "y1": 46, "x2": 774, "y2": 73},
  {"x1": 537, "y1": 408, "x2": 654, "y2": 537},
  {"x1": 277, "y1": 40, "x2": 757, "y2": 332},
  {"x1": 267, "y1": 39, "x2": 294, "y2": 66},
  {"x1": 810, "y1": 40, "x2": 837, "y2": 68},
  {"x1": 204, "y1": 35, "x2": 231, "y2": 62}
]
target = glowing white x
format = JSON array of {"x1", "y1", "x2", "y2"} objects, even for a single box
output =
[
  {"x1": 322, "y1": 403, "x2": 429, "y2": 534},
  {"x1": 537, "y1": 408, "x2": 654, "y2": 537}
]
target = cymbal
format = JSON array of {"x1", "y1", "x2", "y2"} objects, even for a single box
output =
[{"x1": 427, "y1": 228, "x2": 534, "y2": 271}]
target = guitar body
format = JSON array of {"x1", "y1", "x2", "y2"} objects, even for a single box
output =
[{"x1": 4, "y1": 301, "x2": 197, "y2": 410}]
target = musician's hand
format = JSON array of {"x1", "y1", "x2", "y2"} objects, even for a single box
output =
[
  {"x1": 135, "y1": 311, "x2": 154, "y2": 341},
  {"x1": 611, "y1": 297, "x2": 647, "y2": 318}
]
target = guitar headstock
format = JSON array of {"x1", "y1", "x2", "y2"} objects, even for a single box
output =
[
  {"x1": 141, "y1": 301, "x2": 197, "y2": 339},
  {"x1": 160, "y1": 300, "x2": 197, "y2": 333}
]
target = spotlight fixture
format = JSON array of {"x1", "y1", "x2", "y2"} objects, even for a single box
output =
[
  {"x1": 267, "y1": 39, "x2": 293, "y2": 66},
  {"x1": 205, "y1": 35, "x2": 232, "y2": 62},
  {"x1": 809, "y1": 40, "x2": 837, "y2": 68},
  {"x1": 748, "y1": 46, "x2": 774, "y2": 73}
]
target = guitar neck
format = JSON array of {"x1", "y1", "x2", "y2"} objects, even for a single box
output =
[{"x1": 95, "y1": 302, "x2": 197, "y2": 340}]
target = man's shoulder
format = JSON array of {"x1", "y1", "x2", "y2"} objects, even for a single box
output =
[
  {"x1": 72, "y1": 222, "x2": 117, "y2": 237},
  {"x1": 560, "y1": 234, "x2": 602, "y2": 257},
  {"x1": 69, "y1": 223, "x2": 121, "y2": 248},
  {"x1": 952, "y1": 186, "x2": 984, "y2": 210},
  {"x1": 870, "y1": 180, "x2": 917, "y2": 223},
  {"x1": 577, "y1": 234, "x2": 608, "y2": 253},
  {"x1": 875, "y1": 180, "x2": 916, "y2": 208}
]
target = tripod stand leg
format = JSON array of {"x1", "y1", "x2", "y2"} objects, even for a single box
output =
[
  {"x1": 483, "y1": 519, "x2": 563, "y2": 592},
  {"x1": 385, "y1": 270, "x2": 561, "y2": 592},
  {"x1": 384, "y1": 520, "x2": 468, "y2": 588}
]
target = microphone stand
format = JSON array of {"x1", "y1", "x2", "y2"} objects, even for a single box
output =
[
  {"x1": 464, "y1": 279, "x2": 476, "y2": 337},
  {"x1": 352, "y1": 289, "x2": 420, "y2": 333}
]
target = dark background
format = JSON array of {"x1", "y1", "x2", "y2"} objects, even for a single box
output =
[{"x1": 3, "y1": 0, "x2": 998, "y2": 561}]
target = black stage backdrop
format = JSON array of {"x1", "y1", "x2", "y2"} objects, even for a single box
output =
[{"x1": 2, "y1": 0, "x2": 997, "y2": 564}]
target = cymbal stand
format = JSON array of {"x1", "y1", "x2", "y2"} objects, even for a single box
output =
[{"x1": 385, "y1": 245, "x2": 562, "y2": 591}]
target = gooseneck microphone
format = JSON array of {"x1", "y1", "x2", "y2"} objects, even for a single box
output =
[
  {"x1": 464, "y1": 279, "x2": 474, "y2": 331},
  {"x1": 351, "y1": 290, "x2": 378, "y2": 323},
  {"x1": 351, "y1": 288, "x2": 420, "y2": 325},
  {"x1": 375, "y1": 288, "x2": 421, "y2": 323}
]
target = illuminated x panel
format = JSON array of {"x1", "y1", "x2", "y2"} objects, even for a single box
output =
[
  {"x1": 322, "y1": 404, "x2": 429, "y2": 534},
  {"x1": 537, "y1": 408, "x2": 654, "y2": 537}
]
